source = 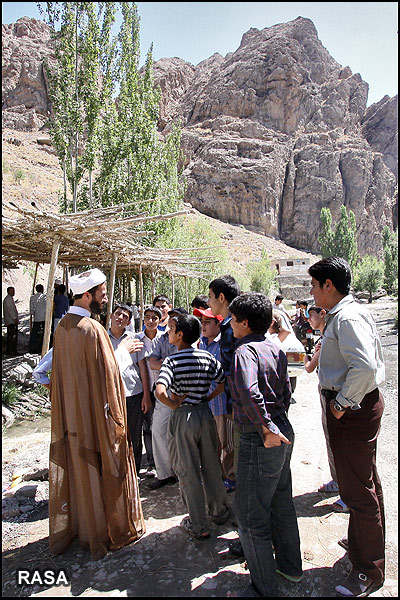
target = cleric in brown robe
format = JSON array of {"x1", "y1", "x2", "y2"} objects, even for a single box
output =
[{"x1": 49, "y1": 268, "x2": 145, "y2": 560}]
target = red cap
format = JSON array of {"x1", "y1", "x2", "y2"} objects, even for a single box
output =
[{"x1": 193, "y1": 307, "x2": 223, "y2": 322}]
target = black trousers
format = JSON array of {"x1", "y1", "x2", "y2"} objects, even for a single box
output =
[
  {"x1": 126, "y1": 393, "x2": 144, "y2": 475},
  {"x1": 29, "y1": 321, "x2": 45, "y2": 354},
  {"x1": 6, "y1": 324, "x2": 18, "y2": 354},
  {"x1": 142, "y1": 392, "x2": 155, "y2": 468}
]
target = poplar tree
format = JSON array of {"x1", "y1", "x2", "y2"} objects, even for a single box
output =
[
  {"x1": 318, "y1": 205, "x2": 358, "y2": 270},
  {"x1": 381, "y1": 226, "x2": 398, "y2": 293}
]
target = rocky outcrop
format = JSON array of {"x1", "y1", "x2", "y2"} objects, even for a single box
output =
[
  {"x1": 154, "y1": 17, "x2": 397, "y2": 255},
  {"x1": 2, "y1": 16, "x2": 398, "y2": 255},
  {"x1": 2, "y1": 17, "x2": 53, "y2": 131}
]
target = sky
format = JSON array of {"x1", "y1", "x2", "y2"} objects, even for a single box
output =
[{"x1": 2, "y1": 2, "x2": 398, "y2": 106}]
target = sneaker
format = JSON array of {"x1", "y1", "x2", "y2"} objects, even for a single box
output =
[
  {"x1": 276, "y1": 568, "x2": 303, "y2": 583},
  {"x1": 144, "y1": 466, "x2": 157, "y2": 479},
  {"x1": 223, "y1": 478, "x2": 236, "y2": 493},
  {"x1": 335, "y1": 568, "x2": 383, "y2": 597},
  {"x1": 147, "y1": 475, "x2": 178, "y2": 490}
]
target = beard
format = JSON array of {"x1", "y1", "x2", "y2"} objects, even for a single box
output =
[{"x1": 89, "y1": 299, "x2": 102, "y2": 315}]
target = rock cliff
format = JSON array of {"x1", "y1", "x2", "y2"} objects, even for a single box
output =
[{"x1": 2, "y1": 16, "x2": 397, "y2": 255}]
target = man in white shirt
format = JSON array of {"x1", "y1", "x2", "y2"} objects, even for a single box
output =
[
  {"x1": 29, "y1": 284, "x2": 47, "y2": 354},
  {"x1": 309, "y1": 256, "x2": 385, "y2": 598},
  {"x1": 108, "y1": 303, "x2": 151, "y2": 475},
  {"x1": 3, "y1": 286, "x2": 19, "y2": 355}
]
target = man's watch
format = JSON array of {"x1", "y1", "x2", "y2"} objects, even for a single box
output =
[{"x1": 333, "y1": 400, "x2": 345, "y2": 412}]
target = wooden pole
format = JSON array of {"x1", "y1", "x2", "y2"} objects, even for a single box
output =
[
  {"x1": 41, "y1": 237, "x2": 60, "y2": 357},
  {"x1": 30, "y1": 262, "x2": 39, "y2": 333},
  {"x1": 185, "y1": 276, "x2": 189, "y2": 311},
  {"x1": 171, "y1": 274, "x2": 175, "y2": 307},
  {"x1": 65, "y1": 265, "x2": 69, "y2": 295},
  {"x1": 106, "y1": 253, "x2": 118, "y2": 330},
  {"x1": 151, "y1": 270, "x2": 156, "y2": 303},
  {"x1": 139, "y1": 264, "x2": 144, "y2": 330}
]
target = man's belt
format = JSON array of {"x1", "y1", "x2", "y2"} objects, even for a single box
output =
[
  {"x1": 237, "y1": 423, "x2": 259, "y2": 434},
  {"x1": 321, "y1": 389, "x2": 338, "y2": 400}
]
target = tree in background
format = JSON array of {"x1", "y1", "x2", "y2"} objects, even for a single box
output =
[
  {"x1": 353, "y1": 256, "x2": 384, "y2": 303},
  {"x1": 318, "y1": 205, "x2": 358, "y2": 270},
  {"x1": 38, "y1": 2, "x2": 183, "y2": 222},
  {"x1": 381, "y1": 226, "x2": 398, "y2": 294},
  {"x1": 246, "y1": 249, "x2": 277, "y2": 296}
]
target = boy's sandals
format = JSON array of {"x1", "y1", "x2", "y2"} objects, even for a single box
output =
[
  {"x1": 180, "y1": 516, "x2": 210, "y2": 541},
  {"x1": 332, "y1": 498, "x2": 350, "y2": 513},
  {"x1": 318, "y1": 479, "x2": 340, "y2": 493}
]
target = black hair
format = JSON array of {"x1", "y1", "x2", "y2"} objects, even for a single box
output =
[
  {"x1": 153, "y1": 294, "x2": 171, "y2": 305},
  {"x1": 36, "y1": 284, "x2": 44, "y2": 293},
  {"x1": 229, "y1": 292, "x2": 272, "y2": 334},
  {"x1": 308, "y1": 256, "x2": 352, "y2": 296},
  {"x1": 112, "y1": 302, "x2": 133, "y2": 320},
  {"x1": 7, "y1": 287, "x2": 14, "y2": 294},
  {"x1": 308, "y1": 306, "x2": 324, "y2": 314},
  {"x1": 299, "y1": 300, "x2": 308, "y2": 308},
  {"x1": 171, "y1": 314, "x2": 201, "y2": 345},
  {"x1": 191, "y1": 295, "x2": 209, "y2": 310},
  {"x1": 144, "y1": 305, "x2": 162, "y2": 319},
  {"x1": 275, "y1": 294, "x2": 284, "y2": 302},
  {"x1": 58, "y1": 284, "x2": 66, "y2": 295},
  {"x1": 209, "y1": 275, "x2": 240, "y2": 304}
]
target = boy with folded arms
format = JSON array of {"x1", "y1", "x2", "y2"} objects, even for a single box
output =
[{"x1": 155, "y1": 313, "x2": 230, "y2": 540}]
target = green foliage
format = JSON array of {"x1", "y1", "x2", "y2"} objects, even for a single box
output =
[
  {"x1": 381, "y1": 226, "x2": 398, "y2": 294},
  {"x1": 152, "y1": 217, "x2": 229, "y2": 307},
  {"x1": 13, "y1": 168, "x2": 26, "y2": 184},
  {"x1": 2, "y1": 159, "x2": 10, "y2": 173},
  {"x1": 246, "y1": 249, "x2": 277, "y2": 295},
  {"x1": 353, "y1": 255, "x2": 384, "y2": 303},
  {"x1": 318, "y1": 205, "x2": 358, "y2": 269},
  {"x1": 2, "y1": 383, "x2": 20, "y2": 407}
]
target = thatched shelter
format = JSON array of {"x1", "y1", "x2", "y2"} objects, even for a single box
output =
[{"x1": 2, "y1": 199, "x2": 219, "y2": 354}]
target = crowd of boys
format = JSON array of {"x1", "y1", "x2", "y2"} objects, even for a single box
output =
[{"x1": 31, "y1": 257, "x2": 386, "y2": 598}]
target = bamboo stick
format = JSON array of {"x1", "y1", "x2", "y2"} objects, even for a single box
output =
[{"x1": 41, "y1": 237, "x2": 60, "y2": 357}]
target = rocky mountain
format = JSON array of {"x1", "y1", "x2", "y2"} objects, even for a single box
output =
[{"x1": 2, "y1": 16, "x2": 398, "y2": 256}]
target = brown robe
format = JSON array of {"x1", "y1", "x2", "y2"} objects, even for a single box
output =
[{"x1": 49, "y1": 313, "x2": 145, "y2": 560}]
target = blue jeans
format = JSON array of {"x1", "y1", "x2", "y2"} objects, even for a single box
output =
[{"x1": 234, "y1": 414, "x2": 302, "y2": 597}]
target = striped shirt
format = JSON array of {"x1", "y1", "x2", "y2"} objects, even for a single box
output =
[{"x1": 157, "y1": 348, "x2": 225, "y2": 405}]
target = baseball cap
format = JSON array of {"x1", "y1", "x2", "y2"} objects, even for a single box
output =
[
  {"x1": 193, "y1": 307, "x2": 223, "y2": 322},
  {"x1": 69, "y1": 268, "x2": 106, "y2": 295},
  {"x1": 168, "y1": 307, "x2": 190, "y2": 316}
]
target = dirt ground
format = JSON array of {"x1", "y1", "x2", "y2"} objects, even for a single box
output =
[{"x1": 2, "y1": 298, "x2": 398, "y2": 597}]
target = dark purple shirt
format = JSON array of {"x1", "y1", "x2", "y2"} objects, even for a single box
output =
[{"x1": 228, "y1": 333, "x2": 291, "y2": 437}]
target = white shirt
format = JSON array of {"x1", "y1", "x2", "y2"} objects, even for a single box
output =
[
  {"x1": 318, "y1": 295, "x2": 385, "y2": 409},
  {"x1": 30, "y1": 292, "x2": 48, "y2": 322},
  {"x1": 32, "y1": 306, "x2": 92, "y2": 385},
  {"x1": 3, "y1": 294, "x2": 18, "y2": 326},
  {"x1": 136, "y1": 329, "x2": 163, "y2": 388}
]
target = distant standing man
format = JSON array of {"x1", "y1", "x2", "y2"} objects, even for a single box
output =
[
  {"x1": 48, "y1": 268, "x2": 145, "y2": 560},
  {"x1": 309, "y1": 257, "x2": 385, "y2": 597},
  {"x1": 53, "y1": 284, "x2": 70, "y2": 331},
  {"x1": 3, "y1": 286, "x2": 19, "y2": 355},
  {"x1": 29, "y1": 284, "x2": 47, "y2": 353}
]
